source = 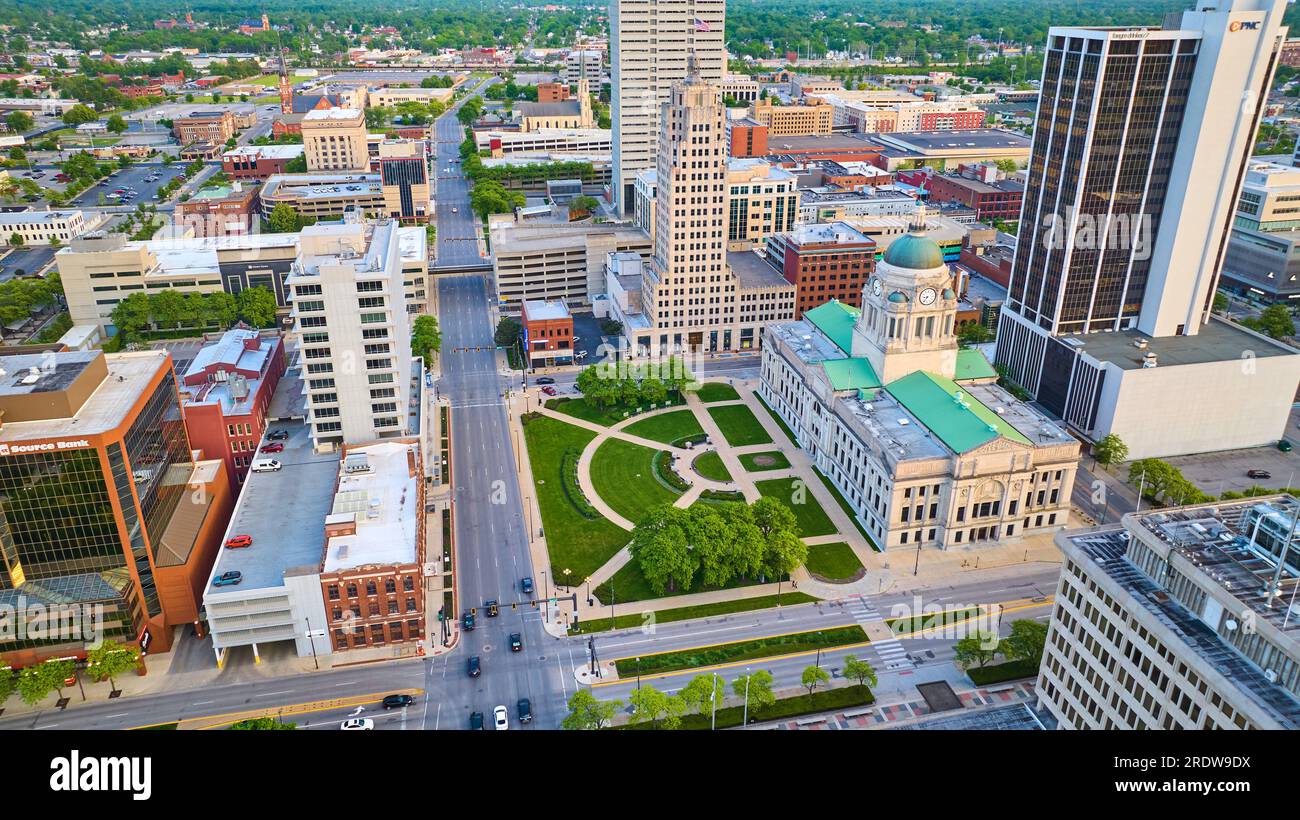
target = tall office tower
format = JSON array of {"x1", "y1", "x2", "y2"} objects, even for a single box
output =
[
  {"x1": 288, "y1": 217, "x2": 412, "y2": 448},
  {"x1": 995, "y1": 0, "x2": 1300, "y2": 459},
  {"x1": 378, "y1": 139, "x2": 431, "y2": 223},
  {"x1": 610, "y1": 0, "x2": 725, "y2": 215}
]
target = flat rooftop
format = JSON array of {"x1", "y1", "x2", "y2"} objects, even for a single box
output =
[
  {"x1": 303, "y1": 106, "x2": 363, "y2": 121},
  {"x1": 0, "y1": 210, "x2": 81, "y2": 225},
  {"x1": 524, "y1": 299, "x2": 571, "y2": 321},
  {"x1": 322, "y1": 441, "x2": 420, "y2": 572},
  {"x1": 262, "y1": 173, "x2": 382, "y2": 202},
  {"x1": 1065, "y1": 527, "x2": 1300, "y2": 730},
  {"x1": 209, "y1": 416, "x2": 340, "y2": 591},
  {"x1": 0, "y1": 350, "x2": 167, "y2": 441},
  {"x1": 223, "y1": 144, "x2": 304, "y2": 160},
  {"x1": 1061, "y1": 316, "x2": 1298, "y2": 371},
  {"x1": 874, "y1": 129, "x2": 1031, "y2": 154},
  {"x1": 727, "y1": 249, "x2": 791, "y2": 290},
  {"x1": 786, "y1": 221, "x2": 874, "y2": 247}
]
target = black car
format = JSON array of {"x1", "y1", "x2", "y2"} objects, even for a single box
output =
[
  {"x1": 467, "y1": 655, "x2": 481, "y2": 677},
  {"x1": 485, "y1": 600, "x2": 499, "y2": 617},
  {"x1": 520, "y1": 576, "x2": 534, "y2": 595},
  {"x1": 517, "y1": 698, "x2": 533, "y2": 724},
  {"x1": 535, "y1": 376, "x2": 555, "y2": 385},
  {"x1": 509, "y1": 632, "x2": 522, "y2": 652},
  {"x1": 382, "y1": 694, "x2": 415, "y2": 709},
  {"x1": 266, "y1": 429, "x2": 289, "y2": 441},
  {"x1": 470, "y1": 711, "x2": 484, "y2": 730},
  {"x1": 462, "y1": 611, "x2": 476, "y2": 631},
  {"x1": 1248, "y1": 469, "x2": 1272, "y2": 479}
]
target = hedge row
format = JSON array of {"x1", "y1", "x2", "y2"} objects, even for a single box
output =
[{"x1": 560, "y1": 447, "x2": 601, "y2": 519}]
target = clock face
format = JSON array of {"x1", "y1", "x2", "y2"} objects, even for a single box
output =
[
  {"x1": 919, "y1": 287, "x2": 937, "y2": 306},
  {"x1": 872, "y1": 278, "x2": 882, "y2": 296}
]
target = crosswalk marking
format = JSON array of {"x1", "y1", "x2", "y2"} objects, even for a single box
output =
[{"x1": 846, "y1": 594, "x2": 913, "y2": 672}]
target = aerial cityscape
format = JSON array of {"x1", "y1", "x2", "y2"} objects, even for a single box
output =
[{"x1": 0, "y1": 0, "x2": 1296, "y2": 770}]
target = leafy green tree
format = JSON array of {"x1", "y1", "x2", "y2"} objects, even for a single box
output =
[
  {"x1": 235, "y1": 287, "x2": 277, "y2": 328},
  {"x1": 627, "y1": 685, "x2": 670, "y2": 728},
  {"x1": 411, "y1": 315, "x2": 442, "y2": 361},
  {"x1": 1004, "y1": 619, "x2": 1048, "y2": 669},
  {"x1": 18, "y1": 658, "x2": 75, "y2": 705},
  {"x1": 61, "y1": 104, "x2": 98, "y2": 125},
  {"x1": 230, "y1": 718, "x2": 296, "y2": 730},
  {"x1": 0, "y1": 667, "x2": 15, "y2": 706},
  {"x1": 285, "y1": 154, "x2": 307, "y2": 173},
  {"x1": 4, "y1": 110, "x2": 32, "y2": 133},
  {"x1": 629, "y1": 504, "x2": 699, "y2": 595},
  {"x1": 957, "y1": 322, "x2": 993, "y2": 346},
  {"x1": 679, "y1": 674, "x2": 726, "y2": 716},
  {"x1": 267, "y1": 202, "x2": 303, "y2": 234},
  {"x1": 841, "y1": 655, "x2": 878, "y2": 690},
  {"x1": 494, "y1": 316, "x2": 521, "y2": 348},
  {"x1": 731, "y1": 669, "x2": 775, "y2": 713},
  {"x1": 8, "y1": 232, "x2": 21, "y2": 247},
  {"x1": 561, "y1": 689, "x2": 620, "y2": 730},
  {"x1": 639, "y1": 377, "x2": 667, "y2": 405},
  {"x1": 105, "y1": 114, "x2": 127, "y2": 134},
  {"x1": 1242, "y1": 303, "x2": 1296, "y2": 340},
  {"x1": 1213, "y1": 292, "x2": 1229, "y2": 314},
  {"x1": 954, "y1": 632, "x2": 1004, "y2": 669},
  {"x1": 205, "y1": 292, "x2": 238, "y2": 328},
  {"x1": 86, "y1": 640, "x2": 142, "y2": 690},
  {"x1": 569, "y1": 194, "x2": 599, "y2": 216},
  {"x1": 1092, "y1": 433, "x2": 1128, "y2": 468},
  {"x1": 801, "y1": 664, "x2": 829, "y2": 699}
]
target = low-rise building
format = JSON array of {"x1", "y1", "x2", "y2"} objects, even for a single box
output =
[
  {"x1": 176, "y1": 328, "x2": 286, "y2": 490},
  {"x1": 260, "y1": 173, "x2": 386, "y2": 222},
  {"x1": 222, "y1": 144, "x2": 305, "y2": 180},
  {"x1": 173, "y1": 182, "x2": 260, "y2": 238},
  {"x1": 727, "y1": 117, "x2": 768, "y2": 158},
  {"x1": 726, "y1": 159, "x2": 799, "y2": 250},
  {"x1": 750, "y1": 96, "x2": 834, "y2": 137},
  {"x1": 765, "y1": 222, "x2": 876, "y2": 317},
  {"x1": 474, "y1": 127, "x2": 611, "y2": 158},
  {"x1": 0, "y1": 209, "x2": 87, "y2": 244},
  {"x1": 924, "y1": 166, "x2": 1024, "y2": 223},
  {"x1": 1221, "y1": 160, "x2": 1300, "y2": 302},
  {"x1": 173, "y1": 110, "x2": 236, "y2": 144},
  {"x1": 302, "y1": 107, "x2": 369, "y2": 173},
  {"x1": 517, "y1": 79, "x2": 595, "y2": 131},
  {"x1": 377, "y1": 139, "x2": 431, "y2": 223},
  {"x1": 521, "y1": 299, "x2": 574, "y2": 366}
]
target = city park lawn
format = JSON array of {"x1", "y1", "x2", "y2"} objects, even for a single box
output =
[
  {"x1": 520, "y1": 414, "x2": 629, "y2": 579},
  {"x1": 755, "y1": 477, "x2": 838, "y2": 538},
  {"x1": 593, "y1": 558, "x2": 770, "y2": 605},
  {"x1": 622, "y1": 408, "x2": 704, "y2": 445},
  {"x1": 737, "y1": 450, "x2": 791, "y2": 472},
  {"x1": 707, "y1": 403, "x2": 773, "y2": 447},
  {"x1": 691, "y1": 450, "x2": 731, "y2": 482},
  {"x1": 547, "y1": 395, "x2": 683, "y2": 427},
  {"x1": 568, "y1": 591, "x2": 819, "y2": 635},
  {"x1": 755, "y1": 393, "x2": 798, "y2": 446},
  {"x1": 590, "y1": 438, "x2": 682, "y2": 525},
  {"x1": 613, "y1": 624, "x2": 868, "y2": 677},
  {"x1": 694, "y1": 382, "x2": 741, "y2": 403},
  {"x1": 803, "y1": 542, "x2": 865, "y2": 582}
]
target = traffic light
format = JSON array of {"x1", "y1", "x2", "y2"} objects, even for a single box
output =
[
  {"x1": 470, "y1": 607, "x2": 476, "y2": 615},
  {"x1": 511, "y1": 602, "x2": 518, "y2": 610},
  {"x1": 437, "y1": 607, "x2": 444, "y2": 622}
]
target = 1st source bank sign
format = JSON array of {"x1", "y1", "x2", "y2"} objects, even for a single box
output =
[{"x1": 0, "y1": 439, "x2": 91, "y2": 457}]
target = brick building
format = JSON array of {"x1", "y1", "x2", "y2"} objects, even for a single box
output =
[
  {"x1": 173, "y1": 110, "x2": 236, "y2": 144},
  {"x1": 765, "y1": 222, "x2": 876, "y2": 317},
  {"x1": 222, "y1": 144, "x2": 306, "y2": 180},
  {"x1": 173, "y1": 182, "x2": 260, "y2": 237},
  {"x1": 727, "y1": 118, "x2": 768, "y2": 158},
  {"x1": 537, "y1": 81, "x2": 569, "y2": 103},
  {"x1": 924, "y1": 168, "x2": 1024, "y2": 222},
  {"x1": 521, "y1": 299, "x2": 574, "y2": 366}
]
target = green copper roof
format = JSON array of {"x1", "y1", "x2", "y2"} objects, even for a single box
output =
[
  {"x1": 822, "y1": 357, "x2": 881, "y2": 391},
  {"x1": 885, "y1": 371, "x2": 1031, "y2": 454},
  {"x1": 954, "y1": 348, "x2": 998, "y2": 382},
  {"x1": 803, "y1": 299, "x2": 859, "y2": 354},
  {"x1": 883, "y1": 232, "x2": 945, "y2": 270}
]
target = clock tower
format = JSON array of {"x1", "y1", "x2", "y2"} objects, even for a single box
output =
[{"x1": 850, "y1": 206, "x2": 959, "y2": 384}]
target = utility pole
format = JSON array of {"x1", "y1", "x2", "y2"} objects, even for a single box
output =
[{"x1": 742, "y1": 668, "x2": 751, "y2": 726}]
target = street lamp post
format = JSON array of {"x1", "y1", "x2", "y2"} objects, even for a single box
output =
[
  {"x1": 710, "y1": 672, "x2": 719, "y2": 731},
  {"x1": 304, "y1": 617, "x2": 319, "y2": 671},
  {"x1": 636, "y1": 657, "x2": 642, "y2": 690},
  {"x1": 742, "y1": 668, "x2": 751, "y2": 726},
  {"x1": 913, "y1": 542, "x2": 922, "y2": 576}
]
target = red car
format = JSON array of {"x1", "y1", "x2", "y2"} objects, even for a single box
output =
[
  {"x1": 541, "y1": 386, "x2": 558, "y2": 396},
  {"x1": 225, "y1": 534, "x2": 253, "y2": 549},
  {"x1": 260, "y1": 442, "x2": 284, "y2": 453}
]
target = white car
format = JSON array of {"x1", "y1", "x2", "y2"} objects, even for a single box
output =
[
  {"x1": 340, "y1": 718, "x2": 374, "y2": 730},
  {"x1": 493, "y1": 705, "x2": 509, "y2": 730},
  {"x1": 250, "y1": 459, "x2": 282, "y2": 473}
]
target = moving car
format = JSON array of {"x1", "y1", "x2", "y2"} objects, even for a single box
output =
[
  {"x1": 520, "y1": 576, "x2": 534, "y2": 595},
  {"x1": 535, "y1": 376, "x2": 555, "y2": 385},
  {"x1": 467, "y1": 655, "x2": 481, "y2": 677},
  {"x1": 224, "y1": 534, "x2": 253, "y2": 549},
  {"x1": 259, "y1": 442, "x2": 284, "y2": 453},
  {"x1": 509, "y1": 632, "x2": 522, "y2": 652},
  {"x1": 212, "y1": 571, "x2": 242, "y2": 587},
  {"x1": 493, "y1": 705, "x2": 509, "y2": 730},
  {"x1": 485, "y1": 600, "x2": 499, "y2": 617},
  {"x1": 1281, "y1": 440, "x2": 1294, "y2": 453},
  {"x1": 1248, "y1": 469, "x2": 1272, "y2": 479},
  {"x1": 462, "y1": 611, "x2": 475, "y2": 631},
  {"x1": 469, "y1": 711, "x2": 484, "y2": 730},
  {"x1": 517, "y1": 698, "x2": 533, "y2": 724},
  {"x1": 340, "y1": 718, "x2": 373, "y2": 730},
  {"x1": 541, "y1": 386, "x2": 558, "y2": 396},
  {"x1": 250, "y1": 459, "x2": 282, "y2": 473},
  {"x1": 451, "y1": 207, "x2": 458, "y2": 213},
  {"x1": 382, "y1": 694, "x2": 415, "y2": 709}
]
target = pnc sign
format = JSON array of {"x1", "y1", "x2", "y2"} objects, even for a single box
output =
[
  {"x1": 0, "y1": 439, "x2": 91, "y2": 457},
  {"x1": 1229, "y1": 20, "x2": 1261, "y2": 32}
]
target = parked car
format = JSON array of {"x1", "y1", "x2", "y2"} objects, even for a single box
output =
[
  {"x1": 467, "y1": 655, "x2": 481, "y2": 677},
  {"x1": 266, "y1": 429, "x2": 290, "y2": 441},
  {"x1": 520, "y1": 576, "x2": 534, "y2": 595},
  {"x1": 259, "y1": 442, "x2": 284, "y2": 453},
  {"x1": 485, "y1": 600, "x2": 499, "y2": 617},
  {"x1": 340, "y1": 718, "x2": 373, "y2": 730},
  {"x1": 1280, "y1": 440, "x2": 1293, "y2": 453},
  {"x1": 250, "y1": 459, "x2": 282, "y2": 473},
  {"x1": 493, "y1": 705, "x2": 509, "y2": 730},
  {"x1": 1247, "y1": 469, "x2": 1272, "y2": 479},
  {"x1": 517, "y1": 698, "x2": 533, "y2": 724},
  {"x1": 382, "y1": 694, "x2": 415, "y2": 709},
  {"x1": 541, "y1": 386, "x2": 558, "y2": 396},
  {"x1": 535, "y1": 376, "x2": 555, "y2": 385},
  {"x1": 212, "y1": 571, "x2": 242, "y2": 587},
  {"x1": 224, "y1": 534, "x2": 253, "y2": 549},
  {"x1": 509, "y1": 632, "x2": 522, "y2": 652},
  {"x1": 469, "y1": 711, "x2": 484, "y2": 730}
]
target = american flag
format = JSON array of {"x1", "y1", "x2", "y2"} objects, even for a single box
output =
[{"x1": 693, "y1": 17, "x2": 711, "y2": 32}]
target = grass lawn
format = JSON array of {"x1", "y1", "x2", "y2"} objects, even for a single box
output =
[
  {"x1": 755, "y1": 393, "x2": 799, "y2": 446},
  {"x1": 965, "y1": 658, "x2": 1039, "y2": 686},
  {"x1": 569, "y1": 591, "x2": 819, "y2": 635},
  {"x1": 614, "y1": 624, "x2": 868, "y2": 677},
  {"x1": 617, "y1": 684, "x2": 873, "y2": 730},
  {"x1": 755, "y1": 477, "x2": 838, "y2": 537},
  {"x1": 695, "y1": 382, "x2": 741, "y2": 403},
  {"x1": 593, "y1": 559, "x2": 769, "y2": 605},
  {"x1": 804, "y1": 542, "x2": 865, "y2": 581},
  {"x1": 813, "y1": 467, "x2": 878, "y2": 549},
  {"x1": 886, "y1": 606, "x2": 982, "y2": 636},
  {"x1": 691, "y1": 450, "x2": 731, "y2": 482},
  {"x1": 590, "y1": 438, "x2": 682, "y2": 525},
  {"x1": 521, "y1": 414, "x2": 629, "y2": 578},
  {"x1": 707, "y1": 404, "x2": 773, "y2": 447},
  {"x1": 548, "y1": 395, "x2": 683, "y2": 427},
  {"x1": 738, "y1": 450, "x2": 791, "y2": 472},
  {"x1": 622, "y1": 409, "x2": 704, "y2": 444}
]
